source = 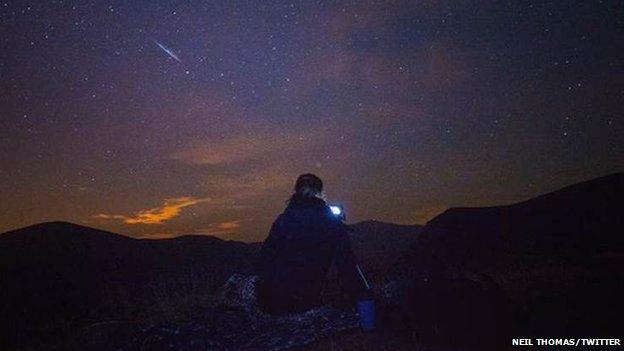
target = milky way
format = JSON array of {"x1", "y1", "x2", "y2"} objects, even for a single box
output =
[{"x1": 0, "y1": 1, "x2": 622, "y2": 241}]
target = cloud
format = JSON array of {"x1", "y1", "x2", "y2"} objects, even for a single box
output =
[
  {"x1": 94, "y1": 196, "x2": 209, "y2": 225},
  {"x1": 196, "y1": 220, "x2": 243, "y2": 235},
  {"x1": 202, "y1": 169, "x2": 294, "y2": 197},
  {"x1": 170, "y1": 132, "x2": 316, "y2": 166}
]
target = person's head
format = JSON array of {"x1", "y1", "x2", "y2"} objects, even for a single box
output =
[{"x1": 293, "y1": 173, "x2": 323, "y2": 198}]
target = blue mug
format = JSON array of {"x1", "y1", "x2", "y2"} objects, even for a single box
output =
[{"x1": 357, "y1": 299, "x2": 375, "y2": 331}]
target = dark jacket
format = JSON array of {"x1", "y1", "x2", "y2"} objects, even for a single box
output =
[{"x1": 256, "y1": 195, "x2": 364, "y2": 315}]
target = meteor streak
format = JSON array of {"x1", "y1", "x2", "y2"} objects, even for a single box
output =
[{"x1": 153, "y1": 39, "x2": 181, "y2": 63}]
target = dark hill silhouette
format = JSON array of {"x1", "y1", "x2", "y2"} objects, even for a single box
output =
[
  {"x1": 0, "y1": 221, "x2": 259, "y2": 349},
  {"x1": 388, "y1": 172, "x2": 624, "y2": 341},
  {"x1": 390, "y1": 172, "x2": 624, "y2": 276},
  {"x1": 348, "y1": 220, "x2": 421, "y2": 285}
]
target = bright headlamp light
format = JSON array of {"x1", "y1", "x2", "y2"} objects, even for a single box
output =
[{"x1": 330, "y1": 205, "x2": 342, "y2": 216}]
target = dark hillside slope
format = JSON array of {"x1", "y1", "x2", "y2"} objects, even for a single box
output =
[
  {"x1": 348, "y1": 220, "x2": 421, "y2": 284},
  {"x1": 0, "y1": 221, "x2": 258, "y2": 349},
  {"x1": 388, "y1": 172, "x2": 624, "y2": 338},
  {"x1": 391, "y1": 172, "x2": 624, "y2": 276}
]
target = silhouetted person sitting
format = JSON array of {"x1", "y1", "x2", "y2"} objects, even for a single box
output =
[{"x1": 256, "y1": 173, "x2": 366, "y2": 315}]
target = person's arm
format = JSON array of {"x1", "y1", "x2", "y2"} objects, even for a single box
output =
[
  {"x1": 256, "y1": 215, "x2": 284, "y2": 275},
  {"x1": 334, "y1": 223, "x2": 376, "y2": 330},
  {"x1": 334, "y1": 223, "x2": 367, "y2": 301}
]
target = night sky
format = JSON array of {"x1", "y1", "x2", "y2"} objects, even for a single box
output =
[{"x1": 1, "y1": 1, "x2": 622, "y2": 241}]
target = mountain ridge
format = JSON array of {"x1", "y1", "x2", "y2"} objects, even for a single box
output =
[
  {"x1": 391, "y1": 171, "x2": 624, "y2": 278},
  {"x1": 1, "y1": 219, "x2": 421, "y2": 242}
]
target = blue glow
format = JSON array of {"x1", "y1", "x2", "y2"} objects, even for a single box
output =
[{"x1": 330, "y1": 206, "x2": 342, "y2": 215}]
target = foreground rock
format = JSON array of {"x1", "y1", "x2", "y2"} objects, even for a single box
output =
[
  {"x1": 120, "y1": 275, "x2": 359, "y2": 351},
  {"x1": 113, "y1": 273, "x2": 512, "y2": 351}
]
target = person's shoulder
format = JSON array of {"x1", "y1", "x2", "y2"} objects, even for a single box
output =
[
  {"x1": 324, "y1": 212, "x2": 348, "y2": 231},
  {"x1": 274, "y1": 212, "x2": 288, "y2": 226}
]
